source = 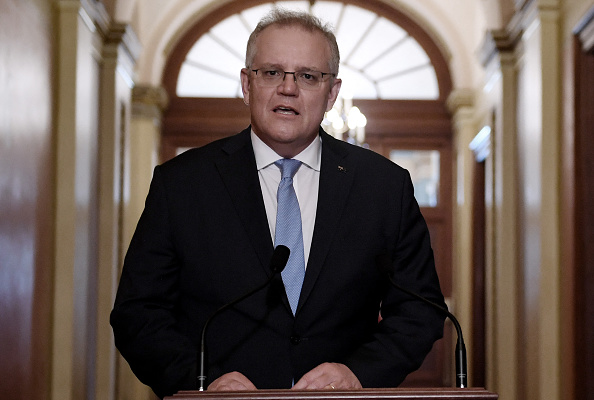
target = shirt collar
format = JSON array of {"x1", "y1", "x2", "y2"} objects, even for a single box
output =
[{"x1": 251, "y1": 129, "x2": 322, "y2": 172}]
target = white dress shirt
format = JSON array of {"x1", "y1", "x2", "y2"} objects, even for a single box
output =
[{"x1": 251, "y1": 131, "x2": 321, "y2": 269}]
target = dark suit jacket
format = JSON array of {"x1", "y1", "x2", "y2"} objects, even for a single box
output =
[{"x1": 110, "y1": 127, "x2": 446, "y2": 398}]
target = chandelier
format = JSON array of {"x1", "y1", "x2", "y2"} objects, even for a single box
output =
[{"x1": 322, "y1": 94, "x2": 368, "y2": 147}]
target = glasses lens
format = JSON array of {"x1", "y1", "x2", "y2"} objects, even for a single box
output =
[
  {"x1": 296, "y1": 71, "x2": 322, "y2": 88},
  {"x1": 258, "y1": 69, "x2": 283, "y2": 85}
]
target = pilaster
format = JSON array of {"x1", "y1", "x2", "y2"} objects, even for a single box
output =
[
  {"x1": 477, "y1": 23, "x2": 522, "y2": 400},
  {"x1": 446, "y1": 88, "x2": 476, "y2": 385},
  {"x1": 125, "y1": 84, "x2": 168, "y2": 247},
  {"x1": 96, "y1": 18, "x2": 140, "y2": 400}
]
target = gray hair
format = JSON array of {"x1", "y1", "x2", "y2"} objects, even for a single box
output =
[{"x1": 245, "y1": 8, "x2": 340, "y2": 75}]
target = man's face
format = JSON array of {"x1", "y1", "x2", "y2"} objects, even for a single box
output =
[{"x1": 241, "y1": 25, "x2": 341, "y2": 158}]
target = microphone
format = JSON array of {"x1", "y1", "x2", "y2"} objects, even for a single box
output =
[
  {"x1": 197, "y1": 245, "x2": 290, "y2": 391},
  {"x1": 376, "y1": 254, "x2": 468, "y2": 388}
]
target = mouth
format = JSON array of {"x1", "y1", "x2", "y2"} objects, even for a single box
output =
[{"x1": 273, "y1": 106, "x2": 299, "y2": 116}]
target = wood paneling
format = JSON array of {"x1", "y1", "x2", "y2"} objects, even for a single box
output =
[
  {"x1": 0, "y1": 0, "x2": 54, "y2": 399},
  {"x1": 570, "y1": 18, "x2": 594, "y2": 400},
  {"x1": 166, "y1": 387, "x2": 498, "y2": 399},
  {"x1": 471, "y1": 161, "x2": 486, "y2": 388}
]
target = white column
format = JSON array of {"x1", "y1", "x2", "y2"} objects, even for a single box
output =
[
  {"x1": 446, "y1": 88, "x2": 476, "y2": 385},
  {"x1": 477, "y1": 25, "x2": 521, "y2": 399},
  {"x1": 97, "y1": 19, "x2": 140, "y2": 400},
  {"x1": 537, "y1": 2, "x2": 562, "y2": 399}
]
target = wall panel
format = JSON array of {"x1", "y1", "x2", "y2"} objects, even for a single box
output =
[{"x1": 0, "y1": 0, "x2": 55, "y2": 399}]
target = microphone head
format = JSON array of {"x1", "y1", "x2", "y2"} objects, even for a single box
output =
[{"x1": 270, "y1": 245, "x2": 290, "y2": 273}]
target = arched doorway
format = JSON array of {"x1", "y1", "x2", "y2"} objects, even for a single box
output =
[{"x1": 161, "y1": 0, "x2": 454, "y2": 387}]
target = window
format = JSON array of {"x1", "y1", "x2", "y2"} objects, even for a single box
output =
[
  {"x1": 390, "y1": 149, "x2": 440, "y2": 207},
  {"x1": 176, "y1": 1, "x2": 439, "y2": 100}
]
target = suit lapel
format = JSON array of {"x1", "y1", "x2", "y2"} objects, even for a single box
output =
[
  {"x1": 215, "y1": 128, "x2": 275, "y2": 277},
  {"x1": 296, "y1": 131, "x2": 355, "y2": 314},
  {"x1": 215, "y1": 129, "x2": 358, "y2": 314}
]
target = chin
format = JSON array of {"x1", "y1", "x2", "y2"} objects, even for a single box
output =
[{"x1": 268, "y1": 127, "x2": 305, "y2": 142}]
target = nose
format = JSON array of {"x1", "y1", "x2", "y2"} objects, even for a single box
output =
[{"x1": 278, "y1": 72, "x2": 299, "y2": 95}]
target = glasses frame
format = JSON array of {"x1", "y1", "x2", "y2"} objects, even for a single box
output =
[{"x1": 251, "y1": 68, "x2": 336, "y2": 90}]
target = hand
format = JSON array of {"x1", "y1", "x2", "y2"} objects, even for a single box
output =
[
  {"x1": 207, "y1": 371, "x2": 257, "y2": 391},
  {"x1": 292, "y1": 362, "x2": 362, "y2": 390}
]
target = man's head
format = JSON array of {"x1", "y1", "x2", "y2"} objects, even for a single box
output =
[
  {"x1": 240, "y1": 9, "x2": 342, "y2": 158},
  {"x1": 245, "y1": 9, "x2": 340, "y2": 76}
]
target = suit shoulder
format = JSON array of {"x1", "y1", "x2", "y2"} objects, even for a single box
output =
[
  {"x1": 158, "y1": 129, "x2": 251, "y2": 174},
  {"x1": 332, "y1": 138, "x2": 407, "y2": 175}
]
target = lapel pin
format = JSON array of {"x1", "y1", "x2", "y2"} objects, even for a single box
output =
[{"x1": 338, "y1": 165, "x2": 347, "y2": 173}]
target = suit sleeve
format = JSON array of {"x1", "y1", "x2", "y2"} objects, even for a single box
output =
[
  {"x1": 343, "y1": 170, "x2": 447, "y2": 387},
  {"x1": 110, "y1": 166, "x2": 197, "y2": 398}
]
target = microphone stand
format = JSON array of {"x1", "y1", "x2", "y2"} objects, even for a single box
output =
[
  {"x1": 385, "y1": 274, "x2": 468, "y2": 388},
  {"x1": 197, "y1": 245, "x2": 290, "y2": 391}
]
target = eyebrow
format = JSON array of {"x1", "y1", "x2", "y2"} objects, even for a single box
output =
[{"x1": 257, "y1": 63, "x2": 323, "y2": 72}]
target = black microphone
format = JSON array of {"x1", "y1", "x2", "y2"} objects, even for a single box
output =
[
  {"x1": 197, "y1": 245, "x2": 290, "y2": 391},
  {"x1": 376, "y1": 254, "x2": 468, "y2": 388}
]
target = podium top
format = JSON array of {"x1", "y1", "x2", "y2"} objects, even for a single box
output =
[{"x1": 166, "y1": 387, "x2": 498, "y2": 400}]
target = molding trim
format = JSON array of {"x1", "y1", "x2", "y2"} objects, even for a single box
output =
[
  {"x1": 102, "y1": 22, "x2": 141, "y2": 88},
  {"x1": 478, "y1": 1, "x2": 544, "y2": 67},
  {"x1": 575, "y1": 6, "x2": 594, "y2": 52},
  {"x1": 80, "y1": 0, "x2": 110, "y2": 35},
  {"x1": 478, "y1": 25, "x2": 523, "y2": 68},
  {"x1": 104, "y1": 22, "x2": 141, "y2": 64},
  {"x1": 469, "y1": 125, "x2": 492, "y2": 162}
]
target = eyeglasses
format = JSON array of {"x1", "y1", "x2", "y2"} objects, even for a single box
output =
[{"x1": 251, "y1": 68, "x2": 335, "y2": 90}]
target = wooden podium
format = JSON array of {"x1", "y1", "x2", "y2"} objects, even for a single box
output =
[{"x1": 166, "y1": 387, "x2": 497, "y2": 400}]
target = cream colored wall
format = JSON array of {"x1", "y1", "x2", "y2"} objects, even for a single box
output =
[
  {"x1": 50, "y1": 1, "x2": 142, "y2": 400},
  {"x1": 533, "y1": 6, "x2": 563, "y2": 399},
  {"x1": 97, "y1": 23, "x2": 141, "y2": 400},
  {"x1": 515, "y1": 11, "x2": 562, "y2": 400},
  {"x1": 393, "y1": 0, "x2": 488, "y2": 89},
  {"x1": 125, "y1": 86, "x2": 166, "y2": 249},
  {"x1": 52, "y1": 2, "x2": 102, "y2": 399},
  {"x1": 115, "y1": 87, "x2": 165, "y2": 400},
  {"x1": 481, "y1": 42, "x2": 522, "y2": 400},
  {"x1": 564, "y1": 0, "x2": 594, "y2": 36},
  {"x1": 468, "y1": 0, "x2": 586, "y2": 399},
  {"x1": 446, "y1": 88, "x2": 478, "y2": 387}
]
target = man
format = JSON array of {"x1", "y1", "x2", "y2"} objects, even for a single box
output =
[{"x1": 111, "y1": 8, "x2": 446, "y2": 398}]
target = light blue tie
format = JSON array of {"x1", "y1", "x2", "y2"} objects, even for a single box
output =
[{"x1": 274, "y1": 159, "x2": 305, "y2": 315}]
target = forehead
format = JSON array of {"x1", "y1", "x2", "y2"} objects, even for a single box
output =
[{"x1": 253, "y1": 24, "x2": 331, "y2": 69}]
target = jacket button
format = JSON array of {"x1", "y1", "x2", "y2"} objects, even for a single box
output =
[{"x1": 290, "y1": 336, "x2": 301, "y2": 345}]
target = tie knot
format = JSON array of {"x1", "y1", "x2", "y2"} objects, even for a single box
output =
[{"x1": 275, "y1": 159, "x2": 302, "y2": 179}]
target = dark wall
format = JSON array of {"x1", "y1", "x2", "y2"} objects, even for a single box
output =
[
  {"x1": 0, "y1": 0, "x2": 55, "y2": 399},
  {"x1": 572, "y1": 28, "x2": 594, "y2": 400}
]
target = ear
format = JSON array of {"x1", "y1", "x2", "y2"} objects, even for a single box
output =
[
  {"x1": 325, "y1": 78, "x2": 342, "y2": 112},
  {"x1": 240, "y1": 68, "x2": 250, "y2": 105}
]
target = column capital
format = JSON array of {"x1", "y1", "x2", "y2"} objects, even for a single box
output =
[
  {"x1": 103, "y1": 22, "x2": 141, "y2": 63},
  {"x1": 446, "y1": 88, "x2": 474, "y2": 115},
  {"x1": 478, "y1": 27, "x2": 523, "y2": 69},
  {"x1": 132, "y1": 85, "x2": 169, "y2": 120}
]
